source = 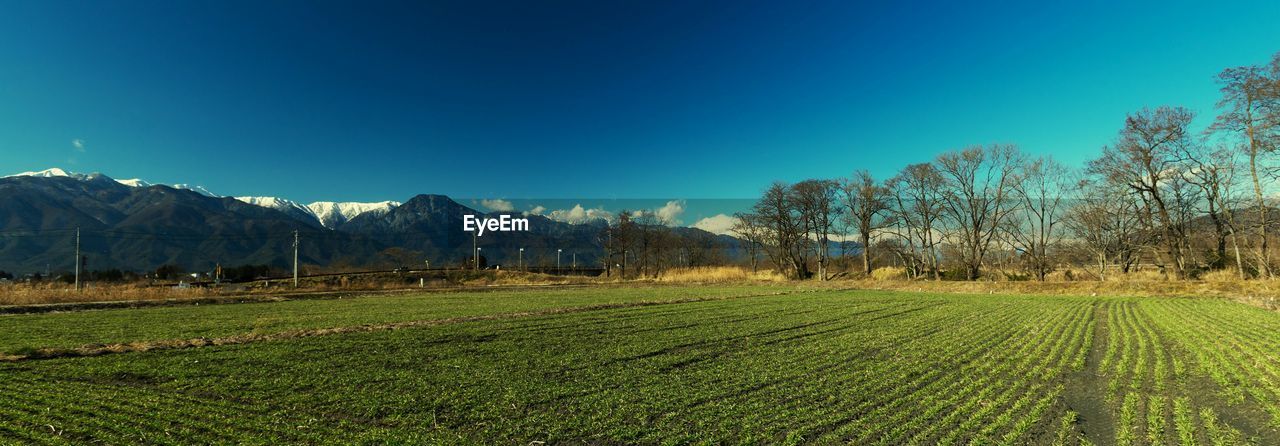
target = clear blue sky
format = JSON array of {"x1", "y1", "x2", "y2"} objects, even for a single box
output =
[{"x1": 2, "y1": 0, "x2": 1279, "y2": 203}]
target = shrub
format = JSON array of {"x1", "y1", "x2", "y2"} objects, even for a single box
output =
[
  {"x1": 1112, "y1": 270, "x2": 1167, "y2": 282},
  {"x1": 1044, "y1": 269, "x2": 1079, "y2": 282},
  {"x1": 659, "y1": 267, "x2": 747, "y2": 283},
  {"x1": 658, "y1": 266, "x2": 785, "y2": 283},
  {"x1": 870, "y1": 266, "x2": 906, "y2": 281},
  {"x1": 1200, "y1": 269, "x2": 1242, "y2": 283}
]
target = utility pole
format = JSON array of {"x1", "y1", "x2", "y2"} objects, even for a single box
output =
[
  {"x1": 518, "y1": 248, "x2": 524, "y2": 272},
  {"x1": 292, "y1": 230, "x2": 299, "y2": 288},
  {"x1": 557, "y1": 249, "x2": 562, "y2": 272},
  {"x1": 74, "y1": 227, "x2": 80, "y2": 291}
]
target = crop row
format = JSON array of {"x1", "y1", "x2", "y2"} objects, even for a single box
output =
[{"x1": 2, "y1": 290, "x2": 1277, "y2": 444}]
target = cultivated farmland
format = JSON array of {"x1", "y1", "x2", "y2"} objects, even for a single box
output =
[{"x1": 1, "y1": 285, "x2": 1278, "y2": 444}]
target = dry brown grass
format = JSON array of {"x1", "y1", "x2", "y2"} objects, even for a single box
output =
[
  {"x1": 869, "y1": 266, "x2": 907, "y2": 281},
  {"x1": 8, "y1": 266, "x2": 1280, "y2": 313},
  {"x1": 838, "y1": 277, "x2": 1280, "y2": 310},
  {"x1": 1200, "y1": 268, "x2": 1245, "y2": 283},
  {"x1": 656, "y1": 266, "x2": 786, "y2": 283},
  {"x1": 0, "y1": 282, "x2": 216, "y2": 306},
  {"x1": 461, "y1": 271, "x2": 594, "y2": 286},
  {"x1": 0, "y1": 270, "x2": 605, "y2": 306}
]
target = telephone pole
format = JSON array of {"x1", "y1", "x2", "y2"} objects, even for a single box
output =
[
  {"x1": 74, "y1": 227, "x2": 81, "y2": 291},
  {"x1": 292, "y1": 230, "x2": 299, "y2": 288}
]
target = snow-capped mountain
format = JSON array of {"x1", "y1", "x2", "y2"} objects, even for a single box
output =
[
  {"x1": 231, "y1": 198, "x2": 400, "y2": 229},
  {"x1": 234, "y1": 196, "x2": 322, "y2": 226},
  {"x1": 0, "y1": 167, "x2": 740, "y2": 273},
  {"x1": 4, "y1": 168, "x2": 404, "y2": 228},
  {"x1": 23, "y1": 167, "x2": 215, "y2": 196},
  {"x1": 4, "y1": 167, "x2": 86, "y2": 179},
  {"x1": 172, "y1": 183, "x2": 217, "y2": 197},
  {"x1": 308, "y1": 201, "x2": 400, "y2": 229}
]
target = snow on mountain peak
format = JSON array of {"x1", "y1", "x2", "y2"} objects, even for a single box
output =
[
  {"x1": 234, "y1": 196, "x2": 324, "y2": 226},
  {"x1": 5, "y1": 168, "x2": 400, "y2": 228},
  {"x1": 235, "y1": 196, "x2": 311, "y2": 213},
  {"x1": 307, "y1": 201, "x2": 400, "y2": 228},
  {"x1": 5, "y1": 167, "x2": 79, "y2": 179},
  {"x1": 172, "y1": 184, "x2": 217, "y2": 197}
]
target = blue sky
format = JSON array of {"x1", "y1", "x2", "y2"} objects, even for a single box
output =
[{"x1": 2, "y1": 0, "x2": 1279, "y2": 206}]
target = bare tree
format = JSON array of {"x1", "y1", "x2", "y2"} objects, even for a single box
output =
[
  {"x1": 730, "y1": 212, "x2": 767, "y2": 273},
  {"x1": 888, "y1": 163, "x2": 946, "y2": 280},
  {"x1": 839, "y1": 170, "x2": 891, "y2": 276},
  {"x1": 1065, "y1": 178, "x2": 1147, "y2": 280},
  {"x1": 791, "y1": 179, "x2": 840, "y2": 280},
  {"x1": 605, "y1": 211, "x2": 636, "y2": 277},
  {"x1": 1088, "y1": 106, "x2": 1196, "y2": 279},
  {"x1": 935, "y1": 144, "x2": 1022, "y2": 280},
  {"x1": 1181, "y1": 144, "x2": 1248, "y2": 276},
  {"x1": 1005, "y1": 156, "x2": 1069, "y2": 281},
  {"x1": 1211, "y1": 55, "x2": 1279, "y2": 278},
  {"x1": 755, "y1": 182, "x2": 808, "y2": 279},
  {"x1": 1165, "y1": 171, "x2": 1203, "y2": 270}
]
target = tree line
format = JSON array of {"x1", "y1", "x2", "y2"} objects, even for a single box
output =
[
  {"x1": 600, "y1": 210, "x2": 728, "y2": 278},
  {"x1": 729, "y1": 51, "x2": 1280, "y2": 281}
]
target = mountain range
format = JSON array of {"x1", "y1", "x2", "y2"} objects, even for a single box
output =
[
  {"x1": 0, "y1": 168, "x2": 738, "y2": 275},
  {"x1": 9, "y1": 169, "x2": 402, "y2": 230}
]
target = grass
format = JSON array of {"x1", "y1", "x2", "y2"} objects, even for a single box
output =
[
  {"x1": 0, "y1": 270, "x2": 593, "y2": 305},
  {"x1": 0, "y1": 282, "x2": 216, "y2": 305},
  {"x1": 0, "y1": 283, "x2": 797, "y2": 353},
  {"x1": 657, "y1": 266, "x2": 787, "y2": 283},
  {"x1": 1, "y1": 285, "x2": 1278, "y2": 443}
]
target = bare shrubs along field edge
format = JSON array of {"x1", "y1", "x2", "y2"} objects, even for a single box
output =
[{"x1": 0, "y1": 283, "x2": 1278, "y2": 444}]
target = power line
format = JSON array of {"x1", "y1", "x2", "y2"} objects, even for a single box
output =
[{"x1": 74, "y1": 227, "x2": 80, "y2": 292}]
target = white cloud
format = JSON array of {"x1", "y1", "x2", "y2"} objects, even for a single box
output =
[
  {"x1": 480, "y1": 198, "x2": 514, "y2": 212},
  {"x1": 692, "y1": 214, "x2": 738, "y2": 235},
  {"x1": 72, "y1": 139, "x2": 85, "y2": 152},
  {"x1": 523, "y1": 201, "x2": 687, "y2": 226},
  {"x1": 654, "y1": 200, "x2": 685, "y2": 225},
  {"x1": 545, "y1": 204, "x2": 613, "y2": 224}
]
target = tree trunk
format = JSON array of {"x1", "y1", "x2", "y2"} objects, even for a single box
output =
[
  {"x1": 1251, "y1": 148, "x2": 1272, "y2": 279},
  {"x1": 1231, "y1": 231, "x2": 1246, "y2": 280},
  {"x1": 1098, "y1": 253, "x2": 1107, "y2": 282},
  {"x1": 1207, "y1": 212, "x2": 1228, "y2": 269},
  {"x1": 861, "y1": 232, "x2": 872, "y2": 276}
]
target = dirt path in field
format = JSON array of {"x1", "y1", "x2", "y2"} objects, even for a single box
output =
[
  {"x1": 0, "y1": 288, "x2": 818, "y2": 362},
  {"x1": 1060, "y1": 299, "x2": 1115, "y2": 446},
  {"x1": 1060, "y1": 299, "x2": 1279, "y2": 445}
]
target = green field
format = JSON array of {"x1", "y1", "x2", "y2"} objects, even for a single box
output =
[{"x1": 2, "y1": 286, "x2": 1279, "y2": 444}]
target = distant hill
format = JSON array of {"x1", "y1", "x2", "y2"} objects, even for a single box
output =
[
  {"x1": 0, "y1": 173, "x2": 383, "y2": 273},
  {"x1": 0, "y1": 170, "x2": 739, "y2": 274}
]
